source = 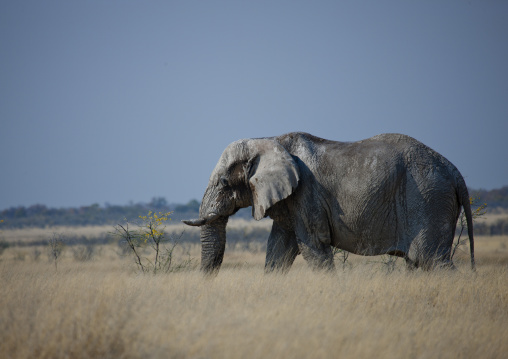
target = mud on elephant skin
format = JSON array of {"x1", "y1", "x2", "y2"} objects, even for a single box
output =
[{"x1": 183, "y1": 132, "x2": 475, "y2": 274}]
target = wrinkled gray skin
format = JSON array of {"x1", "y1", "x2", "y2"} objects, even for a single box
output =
[{"x1": 184, "y1": 132, "x2": 475, "y2": 274}]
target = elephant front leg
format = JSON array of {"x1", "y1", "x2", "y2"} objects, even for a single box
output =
[{"x1": 265, "y1": 222, "x2": 299, "y2": 273}]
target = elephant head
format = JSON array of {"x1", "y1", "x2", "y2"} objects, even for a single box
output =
[{"x1": 183, "y1": 138, "x2": 300, "y2": 274}]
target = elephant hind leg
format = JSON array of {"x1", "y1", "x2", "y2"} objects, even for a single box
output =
[
  {"x1": 406, "y1": 222, "x2": 456, "y2": 271},
  {"x1": 405, "y1": 255, "x2": 456, "y2": 271},
  {"x1": 385, "y1": 250, "x2": 417, "y2": 271},
  {"x1": 406, "y1": 245, "x2": 456, "y2": 271}
]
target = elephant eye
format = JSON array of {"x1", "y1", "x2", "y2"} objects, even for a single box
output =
[{"x1": 220, "y1": 176, "x2": 229, "y2": 187}]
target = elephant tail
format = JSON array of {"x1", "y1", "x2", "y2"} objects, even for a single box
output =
[{"x1": 457, "y1": 176, "x2": 476, "y2": 271}]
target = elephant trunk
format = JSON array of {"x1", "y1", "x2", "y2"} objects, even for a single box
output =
[{"x1": 200, "y1": 216, "x2": 228, "y2": 274}]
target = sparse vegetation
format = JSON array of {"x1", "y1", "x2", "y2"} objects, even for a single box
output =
[
  {"x1": 71, "y1": 244, "x2": 97, "y2": 262},
  {"x1": 0, "y1": 219, "x2": 7, "y2": 256},
  {"x1": 378, "y1": 254, "x2": 399, "y2": 273},
  {"x1": 0, "y1": 240, "x2": 8, "y2": 257},
  {"x1": 332, "y1": 247, "x2": 351, "y2": 270},
  {"x1": 47, "y1": 232, "x2": 65, "y2": 271}
]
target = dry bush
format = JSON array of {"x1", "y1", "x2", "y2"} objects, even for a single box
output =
[
  {"x1": 1, "y1": 238, "x2": 507, "y2": 359},
  {"x1": 71, "y1": 244, "x2": 98, "y2": 262}
]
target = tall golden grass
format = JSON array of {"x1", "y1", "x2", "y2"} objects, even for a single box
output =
[{"x1": 1, "y1": 235, "x2": 507, "y2": 359}]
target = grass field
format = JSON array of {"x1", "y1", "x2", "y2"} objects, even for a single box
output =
[{"x1": 1, "y1": 231, "x2": 507, "y2": 359}]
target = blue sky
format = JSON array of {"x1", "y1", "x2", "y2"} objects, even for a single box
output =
[{"x1": 1, "y1": 1, "x2": 507, "y2": 209}]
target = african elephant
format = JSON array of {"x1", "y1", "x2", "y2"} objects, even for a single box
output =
[{"x1": 183, "y1": 132, "x2": 475, "y2": 274}]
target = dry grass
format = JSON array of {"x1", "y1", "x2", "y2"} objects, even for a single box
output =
[
  {"x1": 482, "y1": 207, "x2": 508, "y2": 223},
  {"x1": 0, "y1": 218, "x2": 274, "y2": 245},
  {"x1": 1, "y1": 235, "x2": 507, "y2": 359},
  {"x1": 1, "y1": 225, "x2": 113, "y2": 244}
]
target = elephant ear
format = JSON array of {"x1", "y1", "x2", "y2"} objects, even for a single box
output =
[{"x1": 247, "y1": 139, "x2": 300, "y2": 220}]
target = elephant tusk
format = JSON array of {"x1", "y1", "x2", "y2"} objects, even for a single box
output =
[
  {"x1": 182, "y1": 213, "x2": 220, "y2": 227},
  {"x1": 182, "y1": 218, "x2": 208, "y2": 226}
]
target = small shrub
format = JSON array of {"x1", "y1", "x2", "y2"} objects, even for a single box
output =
[
  {"x1": 32, "y1": 248, "x2": 42, "y2": 262},
  {"x1": 113, "y1": 211, "x2": 192, "y2": 274},
  {"x1": 0, "y1": 240, "x2": 8, "y2": 257},
  {"x1": 332, "y1": 247, "x2": 351, "y2": 270},
  {"x1": 378, "y1": 254, "x2": 399, "y2": 274},
  {"x1": 0, "y1": 219, "x2": 7, "y2": 257},
  {"x1": 48, "y1": 233, "x2": 65, "y2": 271},
  {"x1": 13, "y1": 251, "x2": 26, "y2": 261},
  {"x1": 72, "y1": 244, "x2": 96, "y2": 262}
]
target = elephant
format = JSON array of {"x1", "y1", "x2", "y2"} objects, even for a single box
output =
[{"x1": 183, "y1": 132, "x2": 475, "y2": 274}]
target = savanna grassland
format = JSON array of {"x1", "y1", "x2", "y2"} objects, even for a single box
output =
[{"x1": 1, "y1": 221, "x2": 507, "y2": 358}]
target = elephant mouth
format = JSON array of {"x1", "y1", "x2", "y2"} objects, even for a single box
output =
[{"x1": 182, "y1": 212, "x2": 220, "y2": 227}]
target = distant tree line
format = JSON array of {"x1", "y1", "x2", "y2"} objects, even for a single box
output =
[
  {"x1": 0, "y1": 197, "x2": 251, "y2": 229},
  {"x1": 471, "y1": 186, "x2": 508, "y2": 208},
  {"x1": 473, "y1": 220, "x2": 508, "y2": 236},
  {"x1": 0, "y1": 197, "x2": 194, "y2": 229}
]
